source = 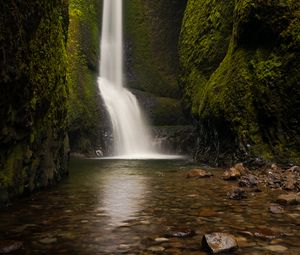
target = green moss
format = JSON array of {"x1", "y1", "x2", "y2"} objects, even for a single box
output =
[
  {"x1": 67, "y1": 0, "x2": 102, "y2": 152},
  {"x1": 153, "y1": 97, "x2": 187, "y2": 126},
  {"x1": 180, "y1": 0, "x2": 300, "y2": 165},
  {"x1": 0, "y1": 1, "x2": 69, "y2": 201},
  {"x1": 124, "y1": 0, "x2": 187, "y2": 98}
]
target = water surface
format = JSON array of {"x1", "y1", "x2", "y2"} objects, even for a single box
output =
[{"x1": 0, "y1": 159, "x2": 299, "y2": 254}]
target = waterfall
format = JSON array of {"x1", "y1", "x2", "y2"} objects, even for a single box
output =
[{"x1": 98, "y1": 0, "x2": 154, "y2": 157}]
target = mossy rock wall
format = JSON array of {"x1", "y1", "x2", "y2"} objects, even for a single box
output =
[
  {"x1": 67, "y1": 0, "x2": 103, "y2": 154},
  {"x1": 179, "y1": 0, "x2": 300, "y2": 165},
  {"x1": 0, "y1": 0, "x2": 69, "y2": 204},
  {"x1": 124, "y1": 0, "x2": 188, "y2": 125}
]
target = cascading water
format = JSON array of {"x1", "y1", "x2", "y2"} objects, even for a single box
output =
[{"x1": 98, "y1": 0, "x2": 154, "y2": 157}]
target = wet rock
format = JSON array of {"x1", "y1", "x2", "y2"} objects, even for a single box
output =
[
  {"x1": 264, "y1": 245, "x2": 288, "y2": 252},
  {"x1": 186, "y1": 169, "x2": 213, "y2": 178},
  {"x1": 227, "y1": 188, "x2": 247, "y2": 200},
  {"x1": 239, "y1": 174, "x2": 258, "y2": 189},
  {"x1": 39, "y1": 237, "x2": 58, "y2": 244},
  {"x1": 223, "y1": 163, "x2": 245, "y2": 180},
  {"x1": 283, "y1": 176, "x2": 297, "y2": 191},
  {"x1": 269, "y1": 204, "x2": 285, "y2": 214},
  {"x1": 276, "y1": 193, "x2": 300, "y2": 205},
  {"x1": 0, "y1": 240, "x2": 23, "y2": 254},
  {"x1": 202, "y1": 232, "x2": 238, "y2": 254},
  {"x1": 164, "y1": 228, "x2": 196, "y2": 238}
]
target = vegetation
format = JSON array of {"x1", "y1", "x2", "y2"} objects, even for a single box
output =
[
  {"x1": 67, "y1": 0, "x2": 102, "y2": 153},
  {"x1": 0, "y1": 0, "x2": 69, "y2": 203},
  {"x1": 179, "y1": 0, "x2": 300, "y2": 165}
]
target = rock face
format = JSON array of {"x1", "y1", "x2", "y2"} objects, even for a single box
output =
[
  {"x1": 179, "y1": 0, "x2": 300, "y2": 166},
  {"x1": 0, "y1": 0, "x2": 69, "y2": 204},
  {"x1": 67, "y1": 0, "x2": 104, "y2": 155},
  {"x1": 123, "y1": 0, "x2": 190, "y2": 129},
  {"x1": 202, "y1": 233, "x2": 238, "y2": 254}
]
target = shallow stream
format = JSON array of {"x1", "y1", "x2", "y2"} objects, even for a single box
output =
[{"x1": 1, "y1": 159, "x2": 300, "y2": 254}]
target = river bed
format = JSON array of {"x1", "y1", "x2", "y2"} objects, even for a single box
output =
[{"x1": 0, "y1": 159, "x2": 300, "y2": 254}]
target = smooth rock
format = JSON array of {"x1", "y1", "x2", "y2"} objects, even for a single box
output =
[
  {"x1": 264, "y1": 245, "x2": 288, "y2": 252},
  {"x1": 154, "y1": 237, "x2": 169, "y2": 243},
  {"x1": 186, "y1": 169, "x2": 213, "y2": 178},
  {"x1": 202, "y1": 232, "x2": 238, "y2": 254},
  {"x1": 0, "y1": 240, "x2": 23, "y2": 254},
  {"x1": 228, "y1": 188, "x2": 247, "y2": 200},
  {"x1": 269, "y1": 204, "x2": 284, "y2": 214},
  {"x1": 276, "y1": 193, "x2": 300, "y2": 205}
]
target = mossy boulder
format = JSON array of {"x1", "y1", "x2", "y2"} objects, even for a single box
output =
[
  {"x1": 0, "y1": 0, "x2": 69, "y2": 204},
  {"x1": 179, "y1": 0, "x2": 300, "y2": 165}
]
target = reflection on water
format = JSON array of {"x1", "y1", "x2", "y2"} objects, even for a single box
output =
[
  {"x1": 0, "y1": 159, "x2": 300, "y2": 255},
  {"x1": 101, "y1": 171, "x2": 147, "y2": 225}
]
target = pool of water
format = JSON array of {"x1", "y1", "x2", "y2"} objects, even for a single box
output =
[{"x1": 0, "y1": 159, "x2": 299, "y2": 254}]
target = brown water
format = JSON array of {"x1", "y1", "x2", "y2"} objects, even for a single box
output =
[{"x1": 0, "y1": 159, "x2": 299, "y2": 254}]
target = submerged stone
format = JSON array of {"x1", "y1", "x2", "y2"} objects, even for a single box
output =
[
  {"x1": 186, "y1": 169, "x2": 213, "y2": 178},
  {"x1": 164, "y1": 228, "x2": 196, "y2": 238},
  {"x1": 269, "y1": 204, "x2": 285, "y2": 214},
  {"x1": 202, "y1": 232, "x2": 238, "y2": 254},
  {"x1": 0, "y1": 240, "x2": 23, "y2": 254}
]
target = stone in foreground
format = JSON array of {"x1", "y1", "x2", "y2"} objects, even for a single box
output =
[
  {"x1": 186, "y1": 169, "x2": 213, "y2": 178},
  {"x1": 202, "y1": 232, "x2": 238, "y2": 254}
]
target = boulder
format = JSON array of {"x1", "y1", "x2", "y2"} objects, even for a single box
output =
[
  {"x1": 186, "y1": 169, "x2": 213, "y2": 178},
  {"x1": 202, "y1": 232, "x2": 238, "y2": 254}
]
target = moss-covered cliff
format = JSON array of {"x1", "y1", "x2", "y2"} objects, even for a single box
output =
[
  {"x1": 67, "y1": 0, "x2": 103, "y2": 154},
  {"x1": 0, "y1": 0, "x2": 69, "y2": 204},
  {"x1": 124, "y1": 0, "x2": 188, "y2": 126},
  {"x1": 179, "y1": 0, "x2": 300, "y2": 165}
]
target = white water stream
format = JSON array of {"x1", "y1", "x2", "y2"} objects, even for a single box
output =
[{"x1": 98, "y1": 0, "x2": 156, "y2": 158}]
